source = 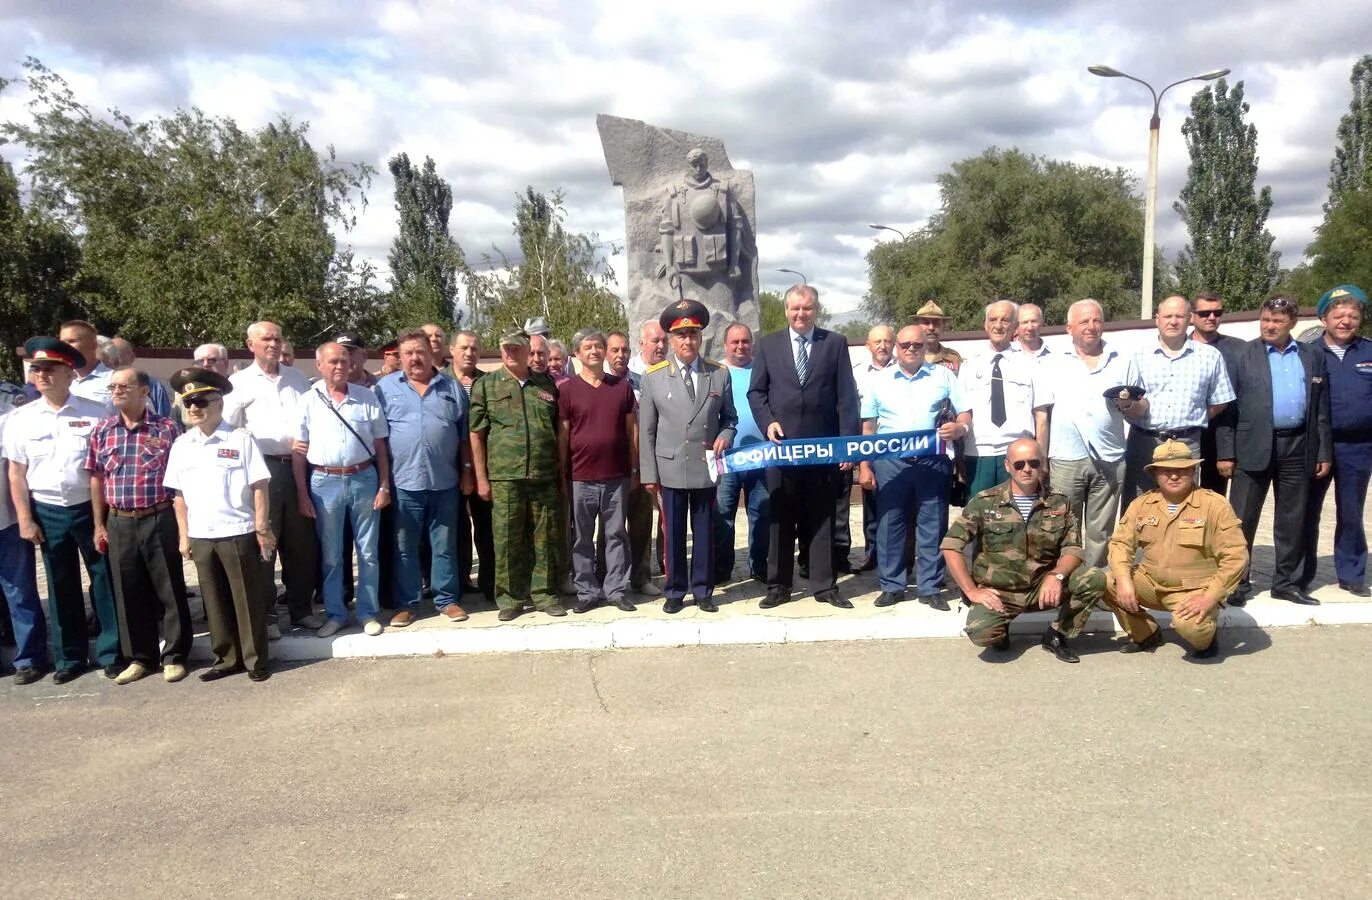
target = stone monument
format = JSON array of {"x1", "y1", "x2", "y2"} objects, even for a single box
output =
[{"x1": 597, "y1": 114, "x2": 759, "y2": 358}]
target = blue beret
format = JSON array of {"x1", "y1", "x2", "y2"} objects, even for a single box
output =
[{"x1": 1316, "y1": 284, "x2": 1367, "y2": 317}]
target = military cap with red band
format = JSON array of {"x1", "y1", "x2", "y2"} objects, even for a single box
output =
[
  {"x1": 659, "y1": 298, "x2": 711, "y2": 334},
  {"x1": 24, "y1": 336, "x2": 85, "y2": 370}
]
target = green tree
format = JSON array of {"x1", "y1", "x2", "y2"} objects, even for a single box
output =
[
  {"x1": 467, "y1": 187, "x2": 624, "y2": 342},
  {"x1": 387, "y1": 152, "x2": 464, "y2": 330},
  {"x1": 1285, "y1": 186, "x2": 1372, "y2": 304},
  {"x1": 758, "y1": 290, "x2": 785, "y2": 333},
  {"x1": 1173, "y1": 79, "x2": 1278, "y2": 309},
  {"x1": 3, "y1": 58, "x2": 373, "y2": 348},
  {"x1": 863, "y1": 148, "x2": 1153, "y2": 329},
  {"x1": 1328, "y1": 55, "x2": 1372, "y2": 208}
]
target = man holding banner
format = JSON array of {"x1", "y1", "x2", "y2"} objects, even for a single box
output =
[
  {"x1": 747, "y1": 284, "x2": 861, "y2": 610},
  {"x1": 858, "y1": 325, "x2": 970, "y2": 609}
]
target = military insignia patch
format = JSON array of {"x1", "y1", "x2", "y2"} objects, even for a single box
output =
[
  {"x1": 216, "y1": 448, "x2": 241, "y2": 460},
  {"x1": 536, "y1": 390, "x2": 555, "y2": 404}
]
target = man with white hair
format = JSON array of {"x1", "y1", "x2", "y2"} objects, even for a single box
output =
[
  {"x1": 957, "y1": 300, "x2": 1049, "y2": 496},
  {"x1": 222, "y1": 321, "x2": 322, "y2": 637},
  {"x1": 1042, "y1": 299, "x2": 1144, "y2": 567},
  {"x1": 193, "y1": 344, "x2": 232, "y2": 376}
]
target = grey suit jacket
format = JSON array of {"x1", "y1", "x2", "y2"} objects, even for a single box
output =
[{"x1": 639, "y1": 357, "x2": 737, "y2": 490}]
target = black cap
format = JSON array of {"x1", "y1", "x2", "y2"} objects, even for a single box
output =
[
  {"x1": 170, "y1": 366, "x2": 233, "y2": 399},
  {"x1": 24, "y1": 336, "x2": 85, "y2": 370},
  {"x1": 659, "y1": 298, "x2": 710, "y2": 334},
  {"x1": 334, "y1": 332, "x2": 363, "y2": 350},
  {"x1": 1103, "y1": 384, "x2": 1146, "y2": 401},
  {"x1": 380, "y1": 339, "x2": 399, "y2": 354}
]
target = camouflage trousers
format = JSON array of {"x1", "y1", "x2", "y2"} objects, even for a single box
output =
[
  {"x1": 491, "y1": 479, "x2": 562, "y2": 612},
  {"x1": 964, "y1": 566, "x2": 1106, "y2": 647}
]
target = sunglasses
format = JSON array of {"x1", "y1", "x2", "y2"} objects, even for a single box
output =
[
  {"x1": 1264, "y1": 297, "x2": 1298, "y2": 312},
  {"x1": 897, "y1": 341, "x2": 923, "y2": 350},
  {"x1": 1194, "y1": 309, "x2": 1223, "y2": 318},
  {"x1": 183, "y1": 395, "x2": 220, "y2": 409},
  {"x1": 1011, "y1": 459, "x2": 1042, "y2": 471}
]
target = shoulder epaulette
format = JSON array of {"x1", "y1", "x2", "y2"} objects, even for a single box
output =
[{"x1": 645, "y1": 360, "x2": 670, "y2": 374}]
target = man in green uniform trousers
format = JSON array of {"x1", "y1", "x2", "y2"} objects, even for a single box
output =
[
  {"x1": 941, "y1": 437, "x2": 1106, "y2": 663},
  {"x1": 469, "y1": 329, "x2": 566, "y2": 621}
]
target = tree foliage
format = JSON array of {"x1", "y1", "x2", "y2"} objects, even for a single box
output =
[
  {"x1": 387, "y1": 152, "x2": 464, "y2": 330},
  {"x1": 863, "y1": 148, "x2": 1151, "y2": 330},
  {"x1": 1284, "y1": 186, "x2": 1372, "y2": 306},
  {"x1": 2, "y1": 58, "x2": 375, "y2": 348},
  {"x1": 1328, "y1": 55, "x2": 1372, "y2": 208},
  {"x1": 1173, "y1": 79, "x2": 1278, "y2": 310},
  {"x1": 466, "y1": 187, "x2": 624, "y2": 343}
]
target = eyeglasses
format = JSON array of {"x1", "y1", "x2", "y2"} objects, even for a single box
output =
[
  {"x1": 108, "y1": 384, "x2": 139, "y2": 393},
  {"x1": 183, "y1": 395, "x2": 219, "y2": 409},
  {"x1": 1011, "y1": 459, "x2": 1042, "y2": 471},
  {"x1": 897, "y1": 341, "x2": 923, "y2": 350},
  {"x1": 1194, "y1": 309, "x2": 1223, "y2": 318}
]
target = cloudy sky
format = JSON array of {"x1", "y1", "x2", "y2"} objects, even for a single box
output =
[{"x1": 1, "y1": 0, "x2": 1368, "y2": 319}]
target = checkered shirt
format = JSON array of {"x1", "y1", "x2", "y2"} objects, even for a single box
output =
[
  {"x1": 85, "y1": 411, "x2": 181, "y2": 509},
  {"x1": 1133, "y1": 339, "x2": 1235, "y2": 430}
]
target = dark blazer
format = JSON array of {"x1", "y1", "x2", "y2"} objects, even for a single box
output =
[
  {"x1": 747, "y1": 327, "x2": 860, "y2": 441},
  {"x1": 1214, "y1": 337, "x2": 1332, "y2": 472}
]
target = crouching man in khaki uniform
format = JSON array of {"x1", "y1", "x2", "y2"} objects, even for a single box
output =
[{"x1": 1105, "y1": 440, "x2": 1248, "y2": 659}]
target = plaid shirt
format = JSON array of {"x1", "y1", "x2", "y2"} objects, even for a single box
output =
[
  {"x1": 1134, "y1": 339, "x2": 1236, "y2": 430},
  {"x1": 84, "y1": 411, "x2": 181, "y2": 509}
]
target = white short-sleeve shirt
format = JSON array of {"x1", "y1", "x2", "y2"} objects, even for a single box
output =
[
  {"x1": 1043, "y1": 345, "x2": 1140, "y2": 463},
  {"x1": 163, "y1": 422, "x2": 271, "y2": 539},
  {"x1": 1, "y1": 393, "x2": 108, "y2": 506},
  {"x1": 296, "y1": 383, "x2": 388, "y2": 467},
  {"x1": 957, "y1": 346, "x2": 1048, "y2": 456},
  {"x1": 222, "y1": 362, "x2": 310, "y2": 457}
]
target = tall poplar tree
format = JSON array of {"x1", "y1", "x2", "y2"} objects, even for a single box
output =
[
  {"x1": 1328, "y1": 55, "x2": 1372, "y2": 208},
  {"x1": 387, "y1": 152, "x2": 464, "y2": 329},
  {"x1": 1173, "y1": 79, "x2": 1278, "y2": 309}
]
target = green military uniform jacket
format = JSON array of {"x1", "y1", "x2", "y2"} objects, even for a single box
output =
[
  {"x1": 939, "y1": 482, "x2": 1083, "y2": 591},
  {"x1": 468, "y1": 367, "x2": 560, "y2": 482}
]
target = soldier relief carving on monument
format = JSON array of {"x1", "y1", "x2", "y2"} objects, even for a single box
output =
[{"x1": 656, "y1": 149, "x2": 744, "y2": 288}]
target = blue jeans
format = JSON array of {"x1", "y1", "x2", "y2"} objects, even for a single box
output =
[
  {"x1": 0, "y1": 522, "x2": 47, "y2": 669},
  {"x1": 873, "y1": 455, "x2": 951, "y2": 596},
  {"x1": 713, "y1": 468, "x2": 769, "y2": 579},
  {"x1": 394, "y1": 488, "x2": 460, "y2": 611},
  {"x1": 309, "y1": 468, "x2": 381, "y2": 623}
]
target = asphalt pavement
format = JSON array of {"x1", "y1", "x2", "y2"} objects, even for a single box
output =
[{"x1": 4, "y1": 625, "x2": 1372, "y2": 898}]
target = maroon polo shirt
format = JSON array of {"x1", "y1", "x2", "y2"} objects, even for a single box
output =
[{"x1": 557, "y1": 372, "x2": 635, "y2": 481}]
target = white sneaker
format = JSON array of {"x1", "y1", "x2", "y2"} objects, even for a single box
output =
[
  {"x1": 635, "y1": 581, "x2": 663, "y2": 597},
  {"x1": 363, "y1": 619, "x2": 383, "y2": 636},
  {"x1": 316, "y1": 619, "x2": 344, "y2": 638},
  {"x1": 296, "y1": 613, "x2": 324, "y2": 630},
  {"x1": 163, "y1": 663, "x2": 188, "y2": 683},
  {"x1": 267, "y1": 623, "x2": 282, "y2": 641}
]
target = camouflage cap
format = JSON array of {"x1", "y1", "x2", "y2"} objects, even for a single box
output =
[
  {"x1": 1145, "y1": 439, "x2": 1201, "y2": 470},
  {"x1": 499, "y1": 328, "x2": 531, "y2": 348}
]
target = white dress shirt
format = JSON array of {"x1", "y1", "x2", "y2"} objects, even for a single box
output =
[
  {"x1": 957, "y1": 344, "x2": 1047, "y2": 457},
  {"x1": 69, "y1": 363, "x2": 115, "y2": 412},
  {"x1": 163, "y1": 422, "x2": 271, "y2": 539},
  {"x1": 1, "y1": 393, "x2": 109, "y2": 506},
  {"x1": 1044, "y1": 345, "x2": 1139, "y2": 463},
  {"x1": 296, "y1": 383, "x2": 388, "y2": 467},
  {"x1": 222, "y1": 361, "x2": 310, "y2": 457}
]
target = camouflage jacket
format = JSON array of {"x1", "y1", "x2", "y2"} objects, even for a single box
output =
[
  {"x1": 939, "y1": 482, "x2": 1083, "y2": 591},
  {"x1": 468, "y1": 367, "x2": 560, "y2": 482}
]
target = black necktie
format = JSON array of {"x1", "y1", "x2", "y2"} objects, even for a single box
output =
[
  {"x1": 990, "y1": 354, "x2": 1006, "y2": 426},
  {"x1": 681, "y1": 363, "x2": 695, "y2": 401}
]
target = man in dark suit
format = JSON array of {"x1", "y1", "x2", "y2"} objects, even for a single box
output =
[
  {"x1": 1189, "y1": 291, "x2": 1245, "y2": 495},
  {"x1": 747, "y1": 284, "x2": 861, "y2": 608},
  {"x1": 1215, "y1": 295, "x2": 1332, "y2": 606}
]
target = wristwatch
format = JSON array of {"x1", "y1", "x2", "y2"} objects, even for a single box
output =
[{"x1": 1053, "y1": 572, "x2": 1066, "y2": 582}]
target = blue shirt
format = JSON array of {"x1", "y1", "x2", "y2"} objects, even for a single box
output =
[
  {"x1": 1044, "y1": 345, "x2": 1139, "y2": 463},
  {"x1": 1321, "y1": 336, "x2": 1372, "y2": 438},
  {"x1": 1266, "y1": 341, "x2": 1306, "y2": 430},
  {"x1": 148, "y1": 378, "x2": 172, "y2": 419},
  {"x1": 861, "y1": 363, "x2": 965, "y2": 432},
  {"x1": 375, "y1": 370, "x2": 467, "y2": 492},
  {"x1": 725, "y1": 363, "x2": 765, "y2": 447}
]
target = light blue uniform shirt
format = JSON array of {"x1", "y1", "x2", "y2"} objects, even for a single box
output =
[
  {"x1": 1267, "y1": 341, "x2": 1306, "y2": 429},
  {"x1": 725, "y1": 363, "x2": 765, "y2": 447},
  {"x1": 1045, "y1": 346, "x2": 1140, "y2": 463},
  {"x1": 375, "y1": 370, "x2": 467, "y2": 492},
  {"x1": 861, "y1": 363, "x2": 965, "y2": 432}
]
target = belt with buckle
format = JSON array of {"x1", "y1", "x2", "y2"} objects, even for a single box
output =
[
  {"x1": 109, "y1": 500, "x2": 172, "y2": 519},
  {"x1": 314, "y1": 461, "x2": 373, "y2": 476}
]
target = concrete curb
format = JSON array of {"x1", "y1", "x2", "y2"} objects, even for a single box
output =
[{"x1": 185, "y1": 595, "x2": 1372, "y2": 662}]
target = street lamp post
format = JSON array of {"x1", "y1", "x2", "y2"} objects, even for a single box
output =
[
  {"x1": 777, "y1": 267, "x2": 808, "y2": 285},
  {"x1": 1088, "y1": 64, "x2": 1230, "y2": 319},
  {"x1": 868, "y1": 223, "x2": 908, "y2": 241}
]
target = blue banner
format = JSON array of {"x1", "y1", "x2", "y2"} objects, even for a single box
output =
[{"x1": 713, "y1": 429, "x2": 944, "y2": 477}]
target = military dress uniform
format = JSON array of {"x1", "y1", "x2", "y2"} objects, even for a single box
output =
[
  {"x1": 469, "y1": 352, "x2": 563, "y2": 614},
  {"x1": 1104, "y1": 443, "x2": 1247, "y2": 654},
  {"x1": 939, "y1": 482, "x2": 1105, "y2": 648}
]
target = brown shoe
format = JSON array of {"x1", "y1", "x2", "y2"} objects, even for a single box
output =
[
  {"x1": 497, "y1": 607, "x2": 522, "y2": 622},
  {"x1": 390, "y1": 609, "x2": 415, "y2": 628},
  {"x1": 440, "y1": 604, "x2": 469, "y2": 622}
]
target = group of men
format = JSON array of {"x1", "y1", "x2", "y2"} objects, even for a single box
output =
[{"x1": 1, "y1": 280, "x2": 1369, "y2": 684}]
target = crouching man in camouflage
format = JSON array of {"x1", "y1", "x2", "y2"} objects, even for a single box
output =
[{"x1": 941, "y1": 437, "x2": 1105, "y2": 663}]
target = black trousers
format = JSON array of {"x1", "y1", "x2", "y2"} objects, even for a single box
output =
[
  {"x1": 1229, "y1": 432, "x2": 1311, "y2": 595},
  {"x1": 766, "y1": 466, "x2": 843, "y2": 596},
  {"x1": 262, "y1": 456, "x2": 318, "y2": 624},
  {"x1": 459, "y1": 491, "x2": 495, "y2": 601},
  {"x1": 106, "y1": 508, "x2": 192, "y2": 666},
  {"x1": 1198, "y1": 426, "x2": 1229, "y2": 497},
  {"x1": 1124, "y1": 426, "x2": 1203, "y2": 503},
  {"x1": 193, "y1": 532, "x2": 269, "y2": 674},
  {"x1": 660, "y1": 486, "x2": 716, "y2": 602}
]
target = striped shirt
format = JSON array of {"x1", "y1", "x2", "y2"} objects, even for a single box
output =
[
  {"x1": 1133, "y1": 339, "x2": 1235, "y2": 430},
  {"x1": 84, "y1": 410, "x2": 181, "y2": 509},
  {"x1": 1011, "y1": 491, "x2": 1037, "y2": 520}
]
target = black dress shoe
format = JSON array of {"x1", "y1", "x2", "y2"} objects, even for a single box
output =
[
  {"x1": 103, "y1": 663, "x2": 124, "y2": 679},
  {"x1": 759, "y1": 591, "x2": 786, "y2": 610},
  {"x1": 663, "y1": 598, "x2": 684, "y2": 614},
  {"x1": 920, "y1": 595, "x2": 951, "y2": 612},
  {"x1": 857, "y1": 555, "x2": 877, "y2": 572},
  {"x1": 52, "y1": 666, "x2": 87, "y2": 685},
  {"x1": 798, "y1": 566, "x2": 810, "y2": 580},
  {"x1": 248, "y1": 669, "x2": 271, "y2": 682},
  {"x1": 1189, "y1": 635, "x2": 1220, "y2": 659},
  {"x1": 1271, "y1": 588, "x2": 1319, "y2": 606},
  {"x1": 610, "y1": 597, "x2": 637, "y2": 612},
  {"x1": 873, "y1": 591, "x2": 904, "y2": 608},
  {"x1": 13, "y1": 666, "x2": 45, "y2": 685},
  {"x1": 1340, "y1": 582, "x2": 1372, "y2": 597},
  {"x1": 1226, "y1": 591, "x2": 1249, "y2": 607},
  {"x1": 497, "y1": 607, "x2": 521, "y2": 622},
  {"x1": 198, "y1": 666, "x2": 245, "y2": 682},
  {"x1": 696, "y1": 598, "x2": 719, "y2": 613},
  {"x1": 572, "y1": 598, "x2": 600, "y2": 614},
  {"x1": 542, "y1": 605, "x2": 568, "y2": 617},
  {"x1": 1120, "y1": 629, "x2": 1164, "y2": 653},
  {"x1": 1041, "y1": 628, "x2": 1079, "y2": 663},
  {"x1": 817, "y1": 592, "x2": 853, "y2": 609}
]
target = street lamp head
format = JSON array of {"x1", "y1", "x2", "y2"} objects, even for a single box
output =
[
  {"x1": 1088, "y1": 65, "x2": 1125, "y2": 77},
  {"x1": 777, "y1": 267, "x2": 807, "y2": 285},
  {"x1": 1197, "y1": 68, "x2": 1230, "y2": 80}
]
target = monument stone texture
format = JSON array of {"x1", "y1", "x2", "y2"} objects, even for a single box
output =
[{"x1": 598, "y1": 114, "x2": 759, "y2": 358}]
